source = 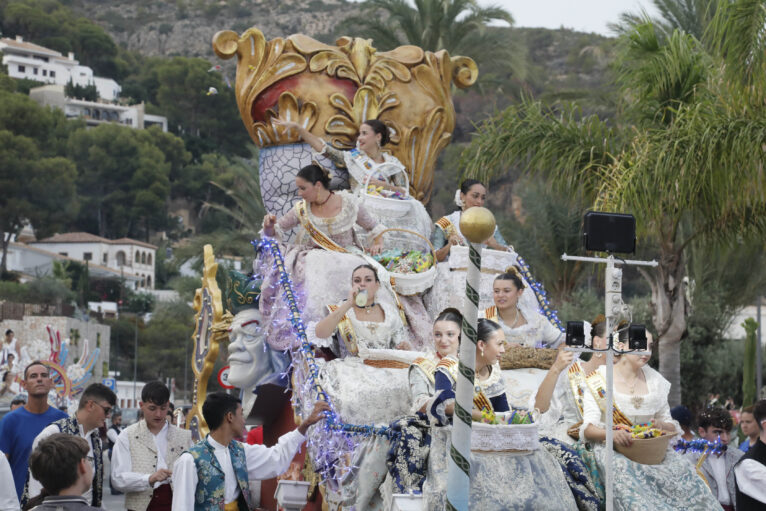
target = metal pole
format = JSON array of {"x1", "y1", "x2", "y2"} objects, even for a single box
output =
[
  {"x1": 132, "y1": 311, "x2": 138, "y2": 406},
  {"x1": 604, "y1": 256, "x2": 615, "y2": 511},
  {"x1": 757, "y1": 296, "x2": 762, "y2": 399},
  {"x1": 446, "y1": 241, "x2": 483, "y2": 511}
]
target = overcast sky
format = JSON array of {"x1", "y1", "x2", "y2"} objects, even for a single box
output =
[{"x1": 482, "y1": 0, "x2": 659, "y2": 36}]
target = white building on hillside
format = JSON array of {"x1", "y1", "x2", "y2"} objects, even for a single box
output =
[
  {"x1": 0, "y1": 35, "x2": 120, "y2": 101},
  {"x1": 1, "y1": 35, "x2": 167, "y2": 131},
  {"x1": 29, "y1": 232, "x2": 157, "y2": 289},
  {"x1": 30, "y1": 85, "x2": 168, "y2": 131}
]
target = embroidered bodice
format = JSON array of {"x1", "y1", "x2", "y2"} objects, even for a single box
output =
[
  {"x1": 499, "y1": 309, "x2": 563, "y2": 348},
  {"x1": 275, "y1": 190, "x2": 385, "y2": 249},
  {"x1": 581, "y1": 365, "x2": 681, "y2": 433},
  {"x1": 347, "y1": 300, "x2": 408, "y2": 351}
]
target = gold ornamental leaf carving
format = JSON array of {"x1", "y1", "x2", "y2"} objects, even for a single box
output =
[
  {"x1": 212, "y1": 28, "x2": 307, "y2": 134},
  {"x1": 398, "y1": 107, "x2": 452, "y2": 201},
  {"x1": 325, "y1": 87, "x2": 400, "y2": 148},
  {"x1": 310, "y1": 50, "x2": 360, "y2": 85},
  {"x1": 252, "y1": 91, "x2": 318, "y2": 146}
]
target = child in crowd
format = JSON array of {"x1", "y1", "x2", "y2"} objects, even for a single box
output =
[{"x1": 26, "y1": 433, "x2": 104, "y2": 510}]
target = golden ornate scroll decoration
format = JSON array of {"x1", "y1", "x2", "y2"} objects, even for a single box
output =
[
  {"x1": 185, "y1": 244, "x2": 233, "y2": 441},
  {"x1": 212, "y1": 28, "x2": 478, "y2": 203}
]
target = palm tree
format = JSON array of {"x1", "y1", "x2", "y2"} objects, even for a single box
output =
[
  {"x1": 460, "y1": 14, "x2": 766, "y2": 405},
  {"x1": 340, "y1": 0, "x2": 519, "y2": 84},
  {"x1": 610, "y1": 0, "x2": 721, "y2": 41}
]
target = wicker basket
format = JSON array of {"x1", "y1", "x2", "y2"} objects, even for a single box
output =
[
  {"x1": 375, "y1": 228, "x2": 437, "y2": 296},
  {"x1": 615, "y1": 433, "x2": 673, "y2": 465},
  {"x1": 471, "y1": 422, "x2": 539, "y2": 453},
  {"x1": 499, "y1": 346, "x2": 558, "y2": 370},
  {"x1": 360, "y1": 165, "x2": 412, "y2": 218}
]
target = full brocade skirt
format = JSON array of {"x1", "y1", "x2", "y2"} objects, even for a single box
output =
[
  {"x1": 590, "y1": 444, "x2": 721, "y2": 511},
  {"x1": 422, "y1": 427, "x2": 579, "y2": 511}
]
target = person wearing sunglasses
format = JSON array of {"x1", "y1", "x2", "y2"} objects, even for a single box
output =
[{"x1": 22, "y1": 383, "x2": 116, "y2": 508}]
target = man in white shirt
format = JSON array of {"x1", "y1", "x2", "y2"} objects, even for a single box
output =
[
  {"x1": 172, "y1": 392, "x2": 330, "y2": 511},
  {"x1": 688, "y1": 407, "x2": 743, "y2": 511},
  {"x1": 0, "y1": 451, "x2": 20, "y2": 511},
  {"x1": 111, "y1": 381, "x2": 191, "y2": 511},
  {"x1": 734, "y1": 399, "x2": 766, "y2": 509},
  {"x1": 24, "y1": 382, "x2": 116, "y2": 508}
]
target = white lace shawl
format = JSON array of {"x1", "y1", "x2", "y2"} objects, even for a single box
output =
[
  {"x1": 307, "y1": 300, "x2": 408, "y2": 356},
  {"x1": 497, "y1": 308, "x2": 564, "y2": 348}
]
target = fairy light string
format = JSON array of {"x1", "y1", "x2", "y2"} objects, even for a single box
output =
[{"x1": 252, "y1": 238, "x2": 396, "y2": 483}]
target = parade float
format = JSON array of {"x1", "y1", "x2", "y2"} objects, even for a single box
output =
[
  {"x1": 182, "y1": 27, "x2": 569, "y2": 510},
  {"x1": 19, "y1": 326, "x2": 100, "y2": 410}
]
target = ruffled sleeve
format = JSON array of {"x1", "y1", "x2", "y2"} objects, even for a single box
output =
[
  {"x1": 355, "y1": 201, "x2": 386, "y2": 240},
  {"x1": 305, "y1": 320, "x2": 339, "y2": 355},
  {"x1": 431, "y1": 224, "x2": 448, "y2": 250},
  {"x1": 531, "y1": 369, "x2": 569, "y2": 431},
  {"x1": 408, "y1": 367, "x2": 432, "y2": 415},
  {"x1": 315, "y1": 140, "x2": 347, "y2": 169},
  {"x1": 648, "y1": 368, "x2": 683, "y2": 435},
  {"x1": 539, "y1": 315, "x2": 564, "y2": 348},
  {"x1": 273, "y1": 207, "x2": 300, "y2": 241}
]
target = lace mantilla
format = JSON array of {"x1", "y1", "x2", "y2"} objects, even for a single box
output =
[{"x1": 471, "y1": 422, "x2": 540, "y2": 452}]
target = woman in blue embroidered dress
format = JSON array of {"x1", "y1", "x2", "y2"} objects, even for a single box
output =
[
  {"x1": 428, "y1": 318, "x2": 509, "y2": 425},
  {"x1": 581, "y1": 334, "x2": 721, "y2": 510},
  {"x1": 408, "y1": 308, "x2": 462, "y2": 414}
]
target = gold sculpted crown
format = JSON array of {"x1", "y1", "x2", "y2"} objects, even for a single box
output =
[{"x1": 212, "y1": 29, "x2": 478, "y2": 203}]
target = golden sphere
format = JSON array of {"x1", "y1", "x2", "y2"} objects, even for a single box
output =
[{"x1": 459, "y1": 207, "x2": 496, "y2": 244}]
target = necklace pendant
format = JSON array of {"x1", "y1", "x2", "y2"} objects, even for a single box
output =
[{"x1": 630, "y1": 395, "x2": 644, "y2": 408}]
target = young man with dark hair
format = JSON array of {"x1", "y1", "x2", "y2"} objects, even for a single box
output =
[
  {"x1": 0, "y1": 361, "x2": 67, "y2": 501},
  {"x1": 735, "y1": 399, "x2": 766, "y2": 508},
  {"x1": 26, "y1": 433, "x2": 103, "y2": 510},
  {"x1": 111, "y1": 381, "x2": 192, "y2": 511},
  {"x1": 684, "y1": 407, "x2": 744, "y2": 511},
  {"x1": 1, "y1": 330, "x2": 17, "y2": 367},
  {"x1": 172, "y1": 392, "x2": 330, "y2": 511},
  {"x1": 9, "y1": 397, "x2": 25, "y2": 411},
  {"x1": 24, "y1": 382, "x2": 116, "y2": 507}
]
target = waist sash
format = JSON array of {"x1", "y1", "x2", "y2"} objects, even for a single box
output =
[{"x1": 327, "y1": 304, "x2": 359, "y2": 356}]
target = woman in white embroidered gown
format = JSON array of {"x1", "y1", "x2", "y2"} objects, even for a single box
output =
[
  {"x1": 481, "y1": 267, "x2": 563, "y2": 348},
  {"x1": 260, "y1": 164, "x2": 401, "y2": 351},
  {"x1": 532, "y1": 316, "x2": 608, "y2": 444},
  {"x1": 309, "y1": 264, "x2": 418, "y2": 510},
  {"x1": 274, "y1": 119, "x2": 432, "y2": 240},
  {"x1": 426, "y1": 179, "x2": 542, "y2": 315},
  {"x1": 581, "y1": 334, "x2": 721, "y2": 510}
]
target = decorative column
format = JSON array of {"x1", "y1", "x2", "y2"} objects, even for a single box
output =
[{"x1": 446, "y1": 207, "x2": 496, "y2": 511}]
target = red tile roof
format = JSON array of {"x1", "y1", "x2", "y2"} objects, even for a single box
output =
[
  {"x1": 35, "y1": 232, "x2": 157, "y2": 250},
  {"x1": 0, "y1": 37, "x2": 62, "y2": 57}
]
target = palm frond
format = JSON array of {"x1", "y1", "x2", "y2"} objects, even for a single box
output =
[
  {"x1": 460, "y1": 98, "x2": 619, "y2": 192},
  {"x1": 615, "y1": 23, "x2": 710, "y2": 125},
  {"x1": 706, "y1": 0, "x2": 766, "y2": 92}
]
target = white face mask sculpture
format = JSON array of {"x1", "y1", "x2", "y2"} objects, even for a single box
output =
[
  {"x1": 224, "y1": 270, "x2": 267, "y2": 418},
  {"x1": 227, "y1": 308, "x2": 265, "y2": 390}
]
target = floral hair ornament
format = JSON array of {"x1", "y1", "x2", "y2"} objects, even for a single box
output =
[{"x1": 454, "y1": 189, "x2": 464, "y2": 208}]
